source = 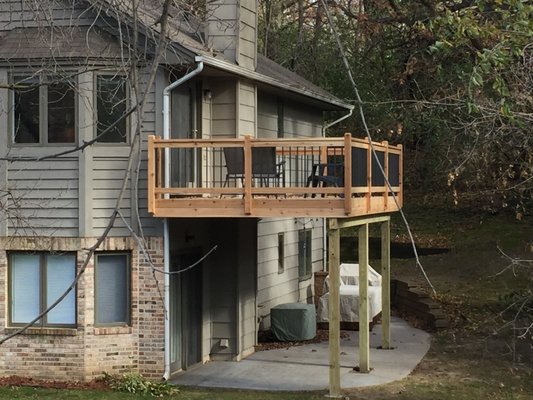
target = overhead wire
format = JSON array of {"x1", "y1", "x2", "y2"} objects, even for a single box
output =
[{"x1": 319, "y1": 0, "x2": 437, "y2": 295}]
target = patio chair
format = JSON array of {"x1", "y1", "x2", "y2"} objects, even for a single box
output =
[
  {"x1": 223, "y1": 147, "x2": 245, "y2": 186},
  {"x1": 223, "y1": 147, "x2": 285, "y2": 187},
  {"x1": 306, "y1": 162, "x2": 344, "y2": 197}
]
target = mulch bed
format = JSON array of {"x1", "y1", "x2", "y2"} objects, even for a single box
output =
[
  {"x1": 0, "y1": 375, "x2": 109, "y2": 390},
  {"x1": 255, "y1": 329, "x2": 350, "y2": 351}
]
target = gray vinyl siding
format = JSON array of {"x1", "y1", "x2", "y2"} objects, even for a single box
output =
[
  {"x1": 237, "y1": 80, "x2": 256, "y2": 137},
  {"x1": 85, "y1": 65, "x2": 163, "y2": 238},
  {"x1": 237, "y1": 219, "x2": 257, "y2": 354},
  {"x1": 257, "y1": 92, "x2": 278, "y2": 138},
  {"x1": 208, "y1": 219, "x2": 238, "y2": 359},
  {"x1": 136, "y1": 68, "x2": 163, "y2": 237},
  {"x1": 6, "y1": 157, "x2": 79, "y2": 237},
  {"x1": 283, "y1": 100, "x2": 323, "y2": 138},
  {"x1": 206, "y1": 0, "x2": 238, "y2": 63},
  {"x1": 0, "y1": 62, "x2": 164, "y2": 238},
  {"x1": 211, "y1": 79, "x2": 236, "y2": 137},
  {"x1": 206, "y1": 0, "x2": 256, "y2": 69},
  {"x1": 238, "y1": 0, "x2": 257, "y2": 70},
  {"x1": 91, "y1": 153, "x2": 131, "y2": 237},
  {"x1": 256, "y1": 218, "x2": 324, "y2": 330},
  {"x1": 256, "y1": 93, "x2": 325, "y2": 329},
  {"x1": 258, "y1": 92, "x2": 323, "y2": 139}
]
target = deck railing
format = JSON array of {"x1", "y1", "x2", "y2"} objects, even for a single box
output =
[{"x1": 147, "y1": 133, "x2": 403, "y2": 218}]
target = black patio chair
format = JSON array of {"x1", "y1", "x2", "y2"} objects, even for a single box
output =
[{"x1": 223, "y1": 147, "x2": 285, "y2": 188}]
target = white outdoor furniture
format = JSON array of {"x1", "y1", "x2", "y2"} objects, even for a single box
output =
[{"x1": 316, "y1": 263, "x2": 382, "y2": 328}]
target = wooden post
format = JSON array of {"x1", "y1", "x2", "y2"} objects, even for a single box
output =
[
  {"x1": 383, "y1": 141, "x2": 389, "y2": 210},
  {"x1": 343, "y1": 134, "x2": 352, "y2": 215},
  {"x1": 358, "y1": 223, "x2": 370, "y2": 372},
  {"x1": 366, "y1": 145, "x2": 372, "y2": 213},
  {"x1": 398, "y1": 144, "x2": 403, "y2": 208},
  {"x1": 381, "y1": 219, "x2": 391, "y2": 349},
  {"x1": 328, "y1": 221, "x2": 342, "y2": 398},
  {"x1": 147, "y1": 136, "x2": 155, "y2": 214}
]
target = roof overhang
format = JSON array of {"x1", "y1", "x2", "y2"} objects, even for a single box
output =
[{"x1": 197, "y1": 55, "x2": 353, "y2": 112}]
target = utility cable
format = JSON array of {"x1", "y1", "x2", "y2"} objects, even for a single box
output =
[{"x1": 320, "y1": 0, "x2": 436, "y2": 295}]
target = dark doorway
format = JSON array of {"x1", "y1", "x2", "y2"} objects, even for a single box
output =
[{"x1": 170, "y1": 250, "x2": 203, "y2": 372}]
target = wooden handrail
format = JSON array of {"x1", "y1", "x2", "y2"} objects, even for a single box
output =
[
  {"x1": 150, "y1": 136, "x2": 403, "y2": 153},
  {"x1": 147, "y1": 133, "x2": 404, "y2": 218}
]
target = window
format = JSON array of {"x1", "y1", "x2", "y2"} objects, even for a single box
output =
[
  {"x1": 278, "y1": 232, "x2": 285, "y2": 274},
  {"x1": 13, "y1": 75, "x2": 76, "y2": 144},
  {"x1": 9, "y1": 252, "x2": 76, "y2": 327},
  {"x1": 298, "y1": 229, "x2": 312, "y2": 280},
  {"x1": 95, "y1": 253, "x2": 130, "y2": 326},
  {"x1": 96, "y1": 75, "x2": 128, "y2": 143}
]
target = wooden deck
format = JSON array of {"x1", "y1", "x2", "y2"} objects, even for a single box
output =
[{"x1": 147, "y1": 134, "x2": 403, "y2": 218}]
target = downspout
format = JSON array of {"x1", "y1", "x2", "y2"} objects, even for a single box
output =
[
  {"x1": 163, "y1": 56, "x2": 204, "y2": 381},
  {"x1": 321, "y1": 107, "x2": 353, "y2": 270}
]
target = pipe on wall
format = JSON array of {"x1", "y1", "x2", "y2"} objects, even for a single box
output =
[{"x1": 162, "y1": 56, "x2": 204, "y2": 381}]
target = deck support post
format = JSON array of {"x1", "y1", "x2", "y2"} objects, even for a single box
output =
[
  {"x1": 358, "y1": 223, "x2": 370, "y2": 373},
  {"x1": 327, "y1": 220, "x2": 342, "y2": 398},
  {"x1": 381, "y1": 219, "x2": 391, "y2": 349}
]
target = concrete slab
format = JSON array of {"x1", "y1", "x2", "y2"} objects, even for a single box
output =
[{"x1": 171, "y1": 317, "x2": 430, "y2": 391}]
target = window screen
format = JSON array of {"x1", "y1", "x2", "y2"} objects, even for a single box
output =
[
  {"x1": 95, "y1": 254, "x2": 130, "y2": 325},
  {"x1": 11, "y1": 254, "x2": 40, "y2": 323},
  {"x1": 46, "y1": 255, "x2": 76, "y2": 324},
  {"x1": 9, "y1": 252, "x2": 76, "y2": 327}
]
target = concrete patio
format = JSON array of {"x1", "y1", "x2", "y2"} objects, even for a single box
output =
[{"x1": 171, "y1": 317, "x2": 431, "y2": 391}]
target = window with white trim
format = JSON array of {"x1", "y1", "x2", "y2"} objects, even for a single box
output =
[
  {"x1": 94, "y1": 253, "x2": 131, "y2": 326},
  {"x1": 9, "y1": 252, "x2": 77, "y2": 327}
]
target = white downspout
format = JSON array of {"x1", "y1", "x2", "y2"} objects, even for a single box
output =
[
  {"x1": 163, "y1": 56, "x2": 204, "y2": 381},
  {"x1": 321, "y1": 107, "x2": 353, "y2": 136},
  {"x1": 321, "y1": 107, "x2": 353, "y2": 270}
]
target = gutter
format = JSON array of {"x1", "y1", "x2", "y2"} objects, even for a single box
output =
[
  {"x1": 201, "y1": 55, "x2": 352, "y2": 111},
  {"x1": 162, "y1": 56, "x2": 204, "y2": 381},
  {"x1": 321, "y1": 107, "x2": 354, "y2": 270}
]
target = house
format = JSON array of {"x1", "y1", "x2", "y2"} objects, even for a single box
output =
[{"x1": 0, "y1": 0, "x2": 402, "y2": 382}]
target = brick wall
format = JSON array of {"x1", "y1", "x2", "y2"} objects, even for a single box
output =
[
  {"x1": 137, "y1": 237, "x2": 165, "y2": 378},
  {"x1": 0, "y1": 235, "x2": 165, "y2": 381}
]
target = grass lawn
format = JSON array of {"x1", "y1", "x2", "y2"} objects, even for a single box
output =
[
  {"x1": 0, "y1": 204, "x2": 531, "y2": 399},
  {"x1": 0, "y1": 386, "x2": 329, "y2": 399}
]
